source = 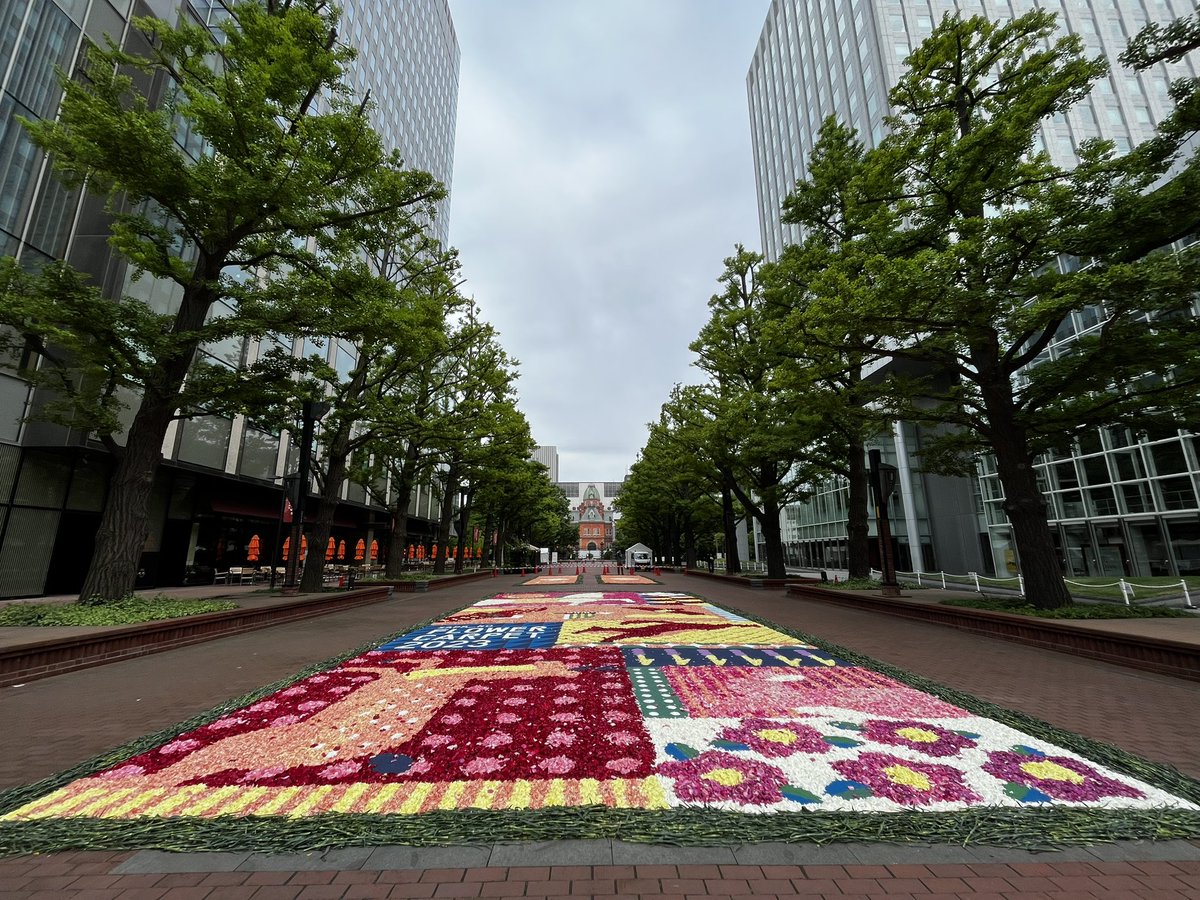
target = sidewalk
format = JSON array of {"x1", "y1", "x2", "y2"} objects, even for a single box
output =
[{"x1": 2, "y1": 571, "x2": 1199, "y2": 898}]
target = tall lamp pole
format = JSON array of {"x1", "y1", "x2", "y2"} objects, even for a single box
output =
[
  {"x1": 282, "y1": 399, "x2": 330, "y2": 594},
  {"x1": 868, "y1": 449, "x2": 902, "y2": 598}
]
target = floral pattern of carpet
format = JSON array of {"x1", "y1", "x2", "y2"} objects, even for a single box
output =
[
  {"x1": 599, "y1": 574, "x2": 658, "y2": 585},
  {"x1": 2, "y1": 591, "x2": 1197, "y2": 851},
  {"x1": 522, "y1": 575, "x2": 582, "y2": 585}
]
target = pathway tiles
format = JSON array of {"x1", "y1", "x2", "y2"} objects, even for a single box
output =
[
  {"x1": 3, "y1": 854, "x2": 1200, "y2": 898},
  {"x1": 1, "y1": 590, "x2": 1198, "y2": 852}
]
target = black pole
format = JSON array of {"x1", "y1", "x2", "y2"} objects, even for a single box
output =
[
  {"x1": 868, "y1": 449, "x2": 901, "y2": 597},
  {"x1": 283, "y1": 401, "x2": 319, "y2": 592}
]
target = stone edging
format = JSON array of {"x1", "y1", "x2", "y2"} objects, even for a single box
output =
[
  {"x1": 785, "y1": 583, "x2": 1200, "y2": 682},
  {"x1": 365, "y1": 570, "x2": 496, "y2": 593},
  {"x1": 0, "y1": 586, "x2": 394, "y2": 689}
]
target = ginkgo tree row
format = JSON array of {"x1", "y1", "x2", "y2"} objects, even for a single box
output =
[{"x1": 0, "y1": 1, "x2": 564, "y2": 602}]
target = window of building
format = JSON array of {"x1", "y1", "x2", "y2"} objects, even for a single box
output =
[
  {"x1": 1150, "y1": 441, "x2": 1189, "y2": 476},
  {"x1": 238, "y1": 427, "x2": 279, "y2": 481},
  {"x1": 1158, "y1": 476, "x2": 1197, "y2": 510},
  {"x1": 177, "y1": 415, "x2": 233, "y2": 470}
]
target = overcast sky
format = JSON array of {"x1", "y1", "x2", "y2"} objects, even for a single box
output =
[{"x1": 447, "y1": 0, "x2": 773, "y2": 484}]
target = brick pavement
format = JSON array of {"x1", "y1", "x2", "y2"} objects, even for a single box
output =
[{"x1": 2, "y1": 571, "x2": 1199, "y2": 898}]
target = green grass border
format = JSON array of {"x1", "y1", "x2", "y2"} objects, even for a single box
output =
[{"x1": 1, "y1": 592, "x2": 1198, "y2": 854}]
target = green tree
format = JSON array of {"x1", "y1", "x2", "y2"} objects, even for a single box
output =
[
  {"x1": 763, "y1": 119, "x2": 899, "y2": 580},
  {"x1": 429, "y1": 321, "x2": 521, "y2": 576},
  {"x1": 1111, "y1": 3, "x2": 1200, "y2": 254},
  {"x1": 617, "y1": 413, "x2": 720, "y2": 568},
  {"x1": 656, "y1": 384, "x2": 744, "y2": 570},
  {"x1": 296, "y1": 241, "x2": 461, "y2": 592},
  {"x1": 5, "y1": 1, "x2": 442, "y2": 602},
  {"x1": 789, "y1": 11, "x2": 1200, "y2": 607},
  {"x1": 690, "y1": 247, "x2": 817, "y2": 578}
]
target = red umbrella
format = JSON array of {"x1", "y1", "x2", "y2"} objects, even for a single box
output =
[
  {"x1": 247, "y1": 535, "x2": 261, "y2": 562},
  {"x1": 369, "y1": 539, "x2": 378, "y2": 560},
  {"x1": 325, "y1": 537, "x2": 336, "y2": 561},
  {"x1": 337, "y1": 539, "x2": 346, "y2": 560},
  {"x1": 282, "y1": 537, "x2": 290, "y2": 560},
  {"x1": 354, "y1": 538, "x2": 365, "y2": 561}
]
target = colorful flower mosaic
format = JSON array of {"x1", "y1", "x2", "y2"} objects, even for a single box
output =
[
  {"x1": 2, "y1": 591, "x2": 1195, "y2": 827},
  {"x1": 600, "y1": 574, "x2": 658, "y2": 585}
]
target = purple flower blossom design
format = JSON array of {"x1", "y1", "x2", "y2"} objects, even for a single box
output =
[
  {"x1": 659, "y1": 751, "x2": 788, "y2": 806},
  {"x1": 718, "y1": 718, "x2": 829, "y2": 758},
  {"x1": 833, "y1": 752, "x2": 981, "y2": 806},
  {"x1": 982, "y1": 751, "x2": 1144, "y2": 802},
  {"x1": 860, "y1": 720, "x2": 975, "y2": 757}
]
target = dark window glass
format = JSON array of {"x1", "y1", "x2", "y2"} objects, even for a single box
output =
[
  {"x1": 0, "y1": 97, "x2": 41, "y2": 235},
  {"x1": 1158, "y1": 476, "x2": 1197, "y2": 511},
  {"x1": 11, "y1": 0, "x2": 77, "y2": 118},
  {"x1": 1081, "y1": 455, "x2": 1110, "y2": 486},
  {"x1": 1151, "y1": 441, "x2": 1188, "y2": 476}
]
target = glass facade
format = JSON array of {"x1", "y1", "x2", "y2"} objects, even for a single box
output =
[
  {"x1": 0, "y1": 0, "x2": 460, "y2": 596},
  {"x1": 747, "y1": 0, "x2": 1199, "y2": 262}
]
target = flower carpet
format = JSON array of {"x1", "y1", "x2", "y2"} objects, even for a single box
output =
[
  {"x1": 1, "y1": 590, "x2": 1198, "y2": 853},
  {"x1": 599, "y1": 574, "x2": 658, "y2": 585},
  {"x1": 522, "y1": 574, "x2": 582, "y2": 585}
]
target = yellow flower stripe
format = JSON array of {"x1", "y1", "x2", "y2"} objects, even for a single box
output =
[{"x1": 1, "y1": 776, "x2": 673, "y2": 821}]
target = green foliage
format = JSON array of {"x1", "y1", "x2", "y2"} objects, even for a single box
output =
[
  {"x1": 766, "y1": 9, "x2": 1200, "y2": 609},
  {"x1": 0, "y1": 0, "x2": 453, "y2": 602},
  {"x1": 822, "y1": 578, "x2": 887, "y2": 591},
  {"x1": 0, "y1": 597, "x2": 237, "y2": 626},
  {"x1": 941, "y1": 596, "x2": 1193, "y2": 619}
]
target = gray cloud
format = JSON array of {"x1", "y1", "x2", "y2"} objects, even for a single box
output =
[{"x1": 449, "y1": 0, "x2": 772, "y2": 482}]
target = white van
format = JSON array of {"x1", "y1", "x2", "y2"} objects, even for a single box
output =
[{"x1": 626, "y1": 549, "x2": 652, "y2": 570}]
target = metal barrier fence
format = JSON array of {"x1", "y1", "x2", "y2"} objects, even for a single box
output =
[{"x1": 870, "y1": 568, "x2": 1195, "y2": 609}]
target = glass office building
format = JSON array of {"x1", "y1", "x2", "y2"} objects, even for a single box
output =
[
  {"x1": 0, "y1": 0, "x2": 460, "y2": 597},
  {"x1": 747, "y1": 0, "x2": 1199, "y2": 576}
]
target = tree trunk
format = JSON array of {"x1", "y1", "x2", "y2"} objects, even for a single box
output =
[
  {"x1": 79, "y1": 282, "x2": 214, "y2": 603},
  {"x1": 760, "y1": 494, "x2": 787, "y2": 579},
  {"x1": 846, "y1": 440, "x2": 871, "y2": 579},
  {"x1": 300, "y1": 443, "x2": 349, "y2": 593},
  {"x1": 481, "y1": 511, "x2": 496, "y2": 567},
  {"x1": 982, "y1": 382, "x2": 1072, "y2": 609},
  {"x1": 721, "y1": 486, "x2": 741, "y2": 574},
  {"x1": 385, "y1": 442, "x2": 421, "y2": 577},
  {"x1": 78, "y1": 392, "x2": 176, "y2": 603},
  {"x1": 683, "y1": 524, "x2": 696, "y2": 570},
  {"x1": 453, "y1": 488, "x2": 474, "y2": 574},
  {"x1": 432, "y1": 464, "x2": 458, "y2": 576}
]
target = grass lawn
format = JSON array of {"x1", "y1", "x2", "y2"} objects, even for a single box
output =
[{"x1": 0, "y1": 596, "x2": 238, "y2": 627}]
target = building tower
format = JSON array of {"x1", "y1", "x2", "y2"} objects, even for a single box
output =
[
  {"x1": 748, "y1": 0, "x2": 1193, "y2": 262},
  {"x1": 532, "y1": 446, "x2": 560, "y2": 484},
  {"x1": 746, "y1": 0, "x2": 1200, "y2": 578}
]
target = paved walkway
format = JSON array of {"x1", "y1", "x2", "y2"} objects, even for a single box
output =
[{"x1": 2, "y1": 571, "x2": 1199, "y2": 897}]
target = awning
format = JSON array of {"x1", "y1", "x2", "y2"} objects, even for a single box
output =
[{"x1": 208, "y1": 498, "x2": 361, "y2": 528}]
